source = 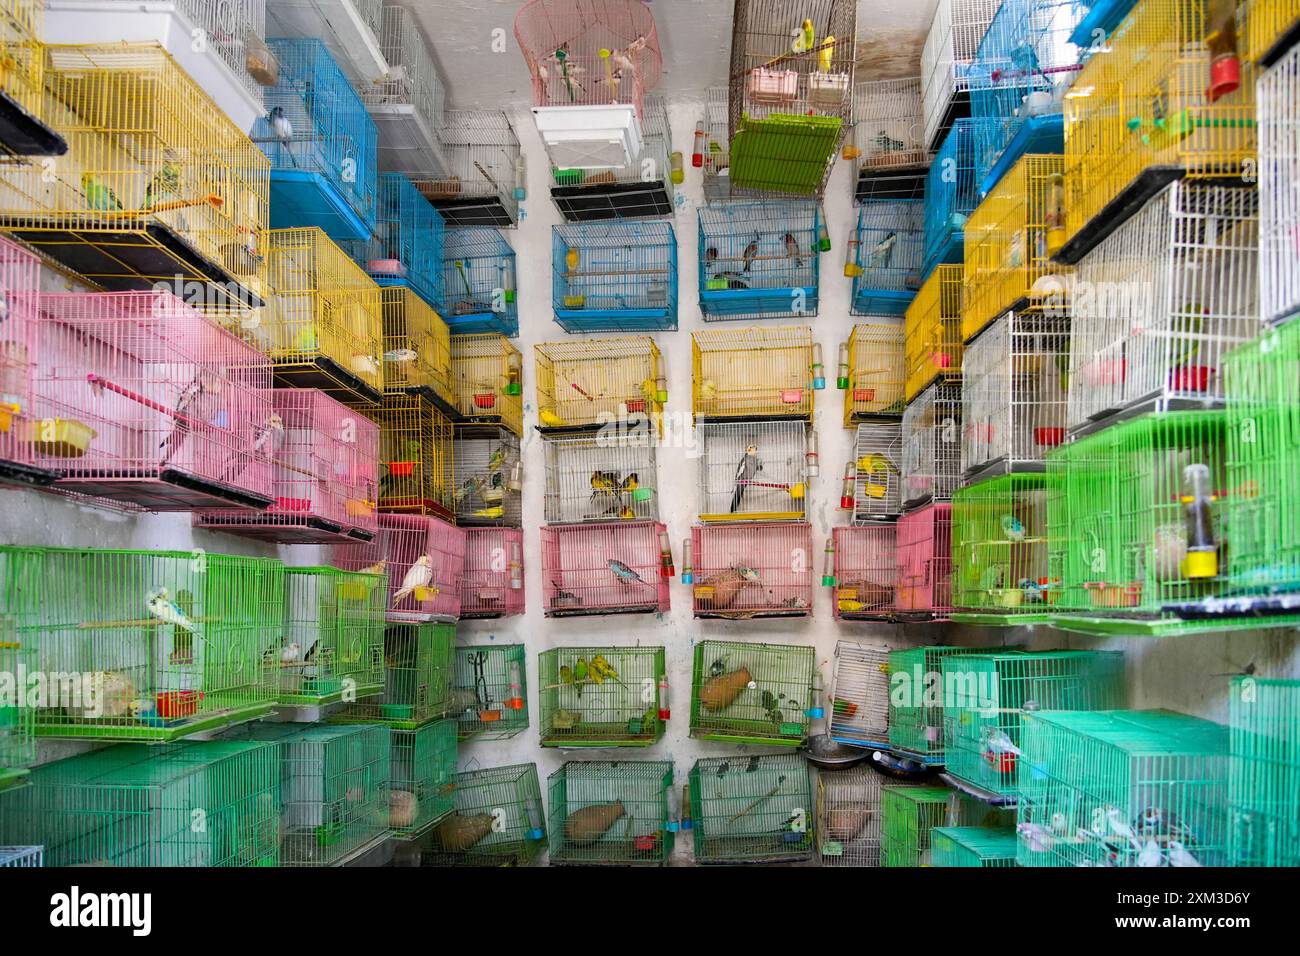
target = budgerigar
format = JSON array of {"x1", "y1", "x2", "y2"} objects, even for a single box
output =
[
  {"x1": 82, "y1": 172, "x2": 123, "y2": 212},
  {"x1": 392, "y1": 555, "x2": 433, "y2": 604},
  {"x1": 608, "y1": 559, "x2": 646, "y2": 585},
  {"x1": 144, "y1": 161, "x2": 181, "y2": 211},
  {"x1": 147, "y1": 588, "x2": 198, "y2": 634},
  {"x1": 383, "y1": 348, "x2": 418, "y2": 364},
  {"x1": 487, "y1": 447, "x2": 507, "y2": 472}
]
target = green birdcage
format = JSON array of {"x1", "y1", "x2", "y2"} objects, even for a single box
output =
[
  {"x1": 0, "y1": 547, "x2": 37, "y2": 791},
  {"x1": 690, "y1": 639, "x2": 816, "y2": 746},
  {"x1": 0, "y1": 740, "x2": 281, "y2": 866},
  {"x1": 451, "y1": 644, "x2": 528, "y2": 741},
  {"x1": 546, "y1": 760, "x2": 674, "y2": 866},
  {"x1": 880, "y1": 784, "x2": 1011, "y2": 867},
  {"x1": 931, "y1": 826, "x2": 1018, "y2": 867},
  {"x1": 279, "y1": 567, "x2": 385, "y2": 706},
  {"x1": 0, "y1": 546, "x2": 284, "y2": 742},
  {"x1": 950, "y1": 473, "x2": 1058, "y2": 625},
  {"x1": 1016, "y1": 710, "x2": 1230, "y2": 868},
  {"x1": 332, "y1": 623, "x2": 455, "y2": 728},
  {"x1": 941, "y1": 650, "x2": 1127, "y2": 798},
  {"x1": 427, "y1": 763, "x2": 547, "y2": 866},
  {"x1": 1229, "y1": 677, "x2": 1300, "y2": 867},
  {"x1": 815, "y1": 766, "x2": 885, "y2": 866},
  {"x1": 239, "y1": 723, "x2": 390, "y2": 866},
  {"x1": 538, "y1": 646, "x2": 666, "y2": 747},
  {"x1": 388, "y1": 718, "x2": 457, "y2": 840},
  {"x1": 691, "y1": 753, "x2": 814, "y2": 864},
  {"x1": 887, "y1": 645, "x2": 985, "y2": 763}
]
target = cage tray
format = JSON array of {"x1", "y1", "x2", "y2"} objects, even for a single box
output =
[
  {"x1": 730, "y1": 113, "x2": 844, "y2": 195},
  {"x1": 269, "y1": 169, "x2": 372, "y2": 242},
  {"x1": 550, "y1": 180, "x2": 674, "y2": 221},
  {"x1": 424, "y1": 195, "x2": 515, "y2": 229},
  {"x1": 0, "y1": 89, "x2": 68, "y2": 157},
  {"x1": 1161, "y1": 592, "x2": 1300, "y2": 621},
  {"x1": 0, "y1": 459, "x2": 60, "y2": 488},
  {"x1": 855, "y1": 164, "x2": 929, "y2": 202},
  {"x1": 1261, "y1": 20, "x2": 1300, "y2": 68},
  {"x1": 272, "y1": 359, "x2": 382, "y2": 405}
]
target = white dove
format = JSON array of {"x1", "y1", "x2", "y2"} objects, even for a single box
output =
[
  {"x1": 147, "y1": 588, "x2": 197, "y2": 633},
  {"x1": 1167, "y1": 841, "x2": 1202, "y2": 867},
  {"x1": 1136, "y1": 839, "x2": 1163, "y2": 867},
  {"x1": 392, "y1": 555, "x2": 433, "y2": 604},
  {"x1": 280, "y1": 641, "x2": 302, "y2": 664},
  {"x1": 1017, "y1": 821, "x2": 1055, "y2": 854}
]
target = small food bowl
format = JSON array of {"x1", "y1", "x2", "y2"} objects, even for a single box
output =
[
  {"x1": 387, "y1": 460, "x2": 417, "y2": 477},
  {"x1": 30, "y1": 418, "x2": 96, "y2": 457},
  {"x1": 473, "y1": 392, "x2": 498, "y2": 408},
  {"x1": 156, "y1": 690, "x2": 202, "y2": 719},
  {"x1": 367, "y1": 258, "x2": 406, "y2": 277},
  {"x1": 780, "y1": 388, "x2": 805, "y2": 405}
]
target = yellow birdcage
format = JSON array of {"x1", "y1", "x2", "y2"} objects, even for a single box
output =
[
  {"x1": 258, "y1": 227, "x2": 384, "y2": 404},
  {"x1": 1058, "y1": 0, "x2": 1257, "y2": 264},
  {"x1": 535, "y1": 336, "x2": 665, "y2": 433},
  {"x1": 962, "y1": 155, "x2": 1073, "y2": 343},
  {"x1": 370, "y1": 393, "x2": 454, "y2": 520},
  {"x1": 450, "y1": 333, "x2": 523, "y2": 436},
  {"x1": 382, "y1": 287, "x2": 453, "y2": 414},
  {"x1": 692, "y1": 326, "x2": 816, "y2": 422},
  {"x1": 0, "y1": 43, "x2": 266, "y2": 306},
  {"x1": 0, "y1": 0, "x2": 64, "y2": 156},
  {"x1": 1243, "y1": 0, "x2": 1300, "y2": 64},
  {"x1": 841, "y1": 320, "x2": 906, "y2": 426},
  {"x1": 904, "y1": 265, "x2": 963, "y2": 403}
]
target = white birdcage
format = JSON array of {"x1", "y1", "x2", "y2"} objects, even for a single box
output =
[
  {"x1": 817, "y1": 766, "x2": 886, "y2": 867},
  {"x1": 1259, "y1": 45, "x2": 1300, "y2": 326},
  {"x1": 0, "y1": 846, "x2": 42, "y2": 867},
  {"x1": 1067, "y1": 182, "x2": 1260, "y2": 430},
  {"x1": 702, "y1": 86, "x2": 733, "y2": 203},
  {"x1": 265, "y1": 0, "x2": 388, "y2": 83},
  {"x1": 961, "y1": 311, "x2": 1070, "y2": 477},
  {"x1": 920, "y1": 0, "x2": 1001, "y2": 150},
  {"x1": 542, "y1": 428, "x2": 659, "y2": 524},
  {"x1": 902, "y1": 381, "x2": 963, "y2": 507},
  {"x1": 361, "y1": 4, "x2": 448, "y2": 177},
  {"x1": 697, "y1": 419, "x2": 810, "y2": 522},
  {"x1": 852, "y1": 421, "x2": 904, "y2": 521},
  {"x1": 412, "y1": 110, "x2": 522, "y2": 228},
  {"x1": 853, "y1": 77, "x2": 930, "y2": 176},
  {"x1": 452, "y1": 425, "x2": 521, "y2": 526},
  {"x1": 829, "y1": 641, "x2": 892, "y2": 749}
]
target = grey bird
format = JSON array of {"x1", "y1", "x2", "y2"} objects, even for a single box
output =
[
  {"x1": 159, "y1": 368, "x2": 224, "y2": 465},
  {"x1": 730, "y1": 443, "x2": 762, "y2": 512},
  {"x1": 268, "y1": 106, "x2": 297, "y2": 168}
]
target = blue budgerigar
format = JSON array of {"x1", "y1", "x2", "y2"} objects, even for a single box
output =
[{"x1": 608, "y1": 559, "x2": 646, "y2": 585}]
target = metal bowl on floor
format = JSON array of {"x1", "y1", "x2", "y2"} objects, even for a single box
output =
[{"x1": 801, "y1": 733, "x2": 872, "y2": 770}]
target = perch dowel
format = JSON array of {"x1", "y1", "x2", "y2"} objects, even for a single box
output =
[{"x1": 78, "y1": 615, "x2": 220, "y2": 629}]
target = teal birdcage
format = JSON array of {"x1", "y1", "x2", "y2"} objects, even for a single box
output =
[
  {"x1": 452, "y1": 644, "x2": 529, "y2": 741},
  {"x1": 887, "y1": 645, "x2": 985, "y2": 763},
  {"x1": 1016, "y1": 710, "x2": 1230, "y2": 867},
  {"x1": 331, "y1": 623, "x2": 454, "y2": 729},
  {"x1": 850, "y1": 201, "x2": 925, "y2": 316},
  {"x1": 442, "y1": 228, "x2": 519, "y2": 335},
  {"x1": 0, "y1": 740, "x2": 281, "y2": 866},
  {"x1": 1229, "y1": 677, "x2": 1300, "y2": 867},
  {"x1": 690, "y1": 640, "x2": 816, "y2": 746},
  {"x1": 388, "y1": 718, "x2": 457, "y2": 840},
  {"x1": 931, "y1": 825, "x2": 1018, "y2": 866},
  {"x1": 552, "y1": 221, "x2": 678, "y2": 332},
  {"x1": 427, "y1": 763, "x2": 547, "y2": 866},
  {"x1": 698, "y1": 202, "x2": 820, "y2": 320},
  {"x1": 0, "y1": 547, "x2": 36, "y2": 791},
  {"x1": 691, "y1": 754, "x2": 814, "y2": 864},
  {"x1": 279, "y1": 567, "x2": 385, "y2": 707},
  {"x1": 538, "y1": 646, "x2": 666, "y2": 747},
  {"x1": 347, "y1": 173, "x2": 446, "y2": 312},
  {"x1": 880, "y1": 784, "x2": 1013, "y2": 865},
  {"x1": 547, "y1": 760, "x2": 674, "y2": 866}
]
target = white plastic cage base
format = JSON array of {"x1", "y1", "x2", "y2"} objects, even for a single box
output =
[
  {"x1": 532, "y1": 104, "x2": 643, "y2": 170},
  {"x1": 369, "y1": 104, "x2": 449, "y2": 179},
  {"x1": 266, "y1": 0, "x2": 389, "y2": 84}
]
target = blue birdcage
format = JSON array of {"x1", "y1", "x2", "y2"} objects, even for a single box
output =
[
  {"x1": 698, "y1": 202, "x2": 820, "y2": 321},
  {"x1": 968, "y1": 0, "x2": 1087, "y2": 195},
  {"x1": 850, "y1": 201, "x2": 925, "y2": 316},
  {"x1": 922, "y1": 117, "x2": 986, "y2": 280},
  {"x1": 345, "y1": 173, "x2": 446, "y2": 311},
  {"x1": 443, "y1": 228, "x2": 519, "y2": 336},
  {"x1": 1067, "y1": 0, "x2": 1139, "y2": 50},
  {"x1": 553, "y1": 221, "x2": 678, "y2": 332},
  {"x1": 257, "y1": 38, "x2": 379, "y2": 241}
]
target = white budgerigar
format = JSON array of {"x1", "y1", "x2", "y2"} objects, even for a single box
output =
[
  {"x1": 985, "y1": 728, "x2": 1022, "y2": 755},
  {"x1": 392, "y1": 555, "x2": 433, "y2": 604},
  {"x1": 1167, "y1": 840, "x2": 1202, "y2": 867},
  {"x1": 147, "y1": 588, "x2": 197, "y2": 634},
  {"x1": 280, "y1": 641, "x2": 302, "y2": 664}
]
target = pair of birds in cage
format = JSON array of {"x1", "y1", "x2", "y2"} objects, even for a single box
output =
[
  {"x1": 703, "y1": 232, "x2": 805, "y2": 288},
  {"x1": 456, "y1": 445, "x2": 512, "y2": 519},
  {"x1": 588, "y1": 468, "x2": 640, "y2": 518}
]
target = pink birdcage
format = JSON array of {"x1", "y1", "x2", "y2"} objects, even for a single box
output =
[
  {"x1": 895, "y1": 504, "x2": 952, "y2": 619},
  {"x1": 832, "y1": 524, "x2": 896, "y2": 620},
  {"x1": 541, "y1": 519, "x2": 669, "y2": 616},
  {"x1": 195, "y1": 389, "x2": 380, "y2": 543},
  {"x1": 692, "y1": 521, "x2": 814, "y2": 619},
  {"x1": 30, "y1": 291, "x2": 275, "y2": 512},
  {"x1": 334, "y1": 513, "x2": 466, "y2": 622},
  {"x1": 461, "y1": 526, "x2": 526, "y2": 619},
  {"x1": 0, "y1": 235, "x2": 45, "y2": 488}
]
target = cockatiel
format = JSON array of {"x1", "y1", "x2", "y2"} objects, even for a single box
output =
[
  {"x1": 224, "y1": 412, "x2": 284, "y2": 483},
  {"x1": 608, "y1": 559, "x2": 646, "y2": 585},
  {"x1": 783, "y1": 232, "x2": 803, "y2": 268},
  {"x1": 866, "y1": 232, "x2": 897, "y2": 271},
  {"x1": 267, "y1": 106, "x2": 296, "y2": 167},
  {"x1": 392, "y1": 555, "x2": 433, "y2": 604},
  {"x1": 731, "y1": 444, "x2": 762, "y2": 512},
  {"x1": 159, "y1": 367, "x2": 224, "y2": 465},
  {"x1": 147, "y1": 588, "x2": 198, "y2": 634}
]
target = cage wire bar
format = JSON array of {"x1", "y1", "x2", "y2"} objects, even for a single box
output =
[
  {"x1": 692, "y1": 325, "x2": 816, "y2": 421},
  {"x1": 691, "y1": 753, "x2": 814, "y2": 864},
  {"x1": 427, "y1": 763, "x2": 546, "y2": 866},
  {"x1": 412, "y1": 110, "x2": 521, "y2": 228},
  {"x1": 852, "y1": 78, "x2": 931, "y2": 203},
  {"x1": 0, "y1": 739, "x2": 281, "y2": 866},
  {"x1": 831, "y1": 525, "x2": 896, "y2": 621},
  {"x1": 962, "y1": 154, "x2": 1073, "y2": 343},
  {"x1": 453, "y1": 426, "x2": 521, "y2": 526},
  {"x1": 552, "y1": 220, "x2": 677, "y2": 332},
  {"x1": 0, "y1": 548, "x2": 35, "y2": 790},
  {"x1": 264, "y1": 0, "x2": 387, "y2": 83},
  {"x1": 330, "y1": 622, "x2": 454, "y2": 728},
  {"x1": 535, "y1": 336, "x2": 665, "y2": 431},
  {"x1": 359, "y1": 3, "x2": 447, "y2": 178},
  {"x1": 701, "y1": 86, "x2": 733, "y2": 203},
  {"x1": 725, "y1": 0, "x2": 856, "y2": 199},
  {"x1": 902, "y1": 382, "x2": 963, "y2": 508},
  {"x1": 387, "y1": 718, "x2": 457, "y2": 840},
  {"x1": 1067, "y1": 182, "x2": 1260, "y2": 429},
  {"x1": 0, "y1": 846, "x2": 42, "y2": 866},
  {"x1": 1016, "y1": 709, "x2": 1230, "y2": 867},
  {"x1": 0, "y1": 43, "x2": 266, "y2": 309},
  {"x1": 542, "y1": 429, "x2": 658, "y2": 524},
  {"x1": 698, "y1": 202, "x2": 820, "y2": 321},
  {"x1": 829, "y1": 640, "x2": 893, "y2": 749},
  {"x1": 851, "y1": 421, "x2": 905, "y2": 519},
  {"x1": 257, "y1": 38, "x2": 377, "y2": 240},
  {"x1": 951, "y1": 473, "x2": 1056, "y2": 621},
  {"x1": 541, "y1": 519, "x2": 670, "y2": 616},
  {"x1": 1256, "y1": 46, "x2": 1300, "y2": 326},
  {"x1": 380, "y1": 286, "x2": 454, "y2": 410},
  {"x1": 451, "y1": 333, "x2": 523, "y2": 435},
  {"x1": 962, "y1": 312, "x2": 1071, "y2": 476},
  {"x1": 1243, "y1": 0, "x2": 1300, "y2": 65},
  {"x1": 1056, "y1": 0, "x2": 1258, "y2": 265},
  {"x1": 692, "y1": 521, "x2": 814, "y2": 618},
  {"x1": 887, "y1": 645, "x2": 974, "y2": 762},
  {"x1": 904, "y1": 265, "x2": 964, "y2": 403},
  {"x1": 442, "y1": 228, "x2": 519, "y2": 336},
  {"x1": 546, "y1": 760, "x2": 673, "y2": 866},
  {"x1": 0, "y1": 545, "x2": 283, "y2": 741},
  {"x1": 895, "y1": 502, "x2": 955, "y2": 618},
  {"x1": 850, "y1": 201, "x2": 925, "y2": 316},
  {"x1": 194, "y1": 388, "x2": 379, "y2": 543},
  {"x1": 275, "y1": 566, "x2": 384, "y2": 706},
  {"x1": 841, "y1": 320, "x2": 906, "y2": 424},
  {"x1": 942, "y1": 650, "x2": 1126, "y2": 798},
  {"x1": 345, "y1": 172, "x2": 446, "y2": 312},
  {"x1": 538, "y1": 645, "x2": 665, "y2": 747},
  {"x1": 923, "y1": 117, "x2": 988, "y2": 279},
  {"x1": 1229, "y1": 677, "x2": 1300, "y2": 867},
  {"x1": 697, "y1": 420, "x2": 809, "y2": 522},
  {"x1": 0, "y1": 235, "x2": 47, "y2": 488},
  {"x1": 0, "y1": 0, "x2": 65, "y2": 155},
  {"x1": 452, "y1": 643, "x2": 529, "y2": 741},
  {"x1": 369, "y1": 394, "x2": 454, "y2": 519},
  {"x1": 931, "y1": 825, "x2": 1018, "y2": 865},
  {"x1": 239, "y1": 722, "x2": 390, "y2": 866},
  {"x1": 690, "y1": 640, "x2": 817, "y2": 748},
  {"x1": 921, "y1": 0, "x2": 1001, "y2": 150},
  {"x1": 332, "y1": 513, "x2": 466, "y2": 622}
]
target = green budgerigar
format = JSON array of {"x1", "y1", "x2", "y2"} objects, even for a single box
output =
[
  {"x1": 82, "y1": 172, "x2": 122, "y2": 212},
  {"x1": 144, "y1": 161, "x2": 181, "y2": 210}
]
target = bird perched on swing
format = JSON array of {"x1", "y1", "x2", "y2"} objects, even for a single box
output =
[
  {"x1": 160, "y1": 367, "x2": 224, "y2": 465},
  {"x1": 609, "y1": 559, "x2": 647, "y2": 585},
  {"x1": 267, "y1": 106, "x2": 296, "y2": 167},
  {"x1": 731, "y1": 444, "x2": 762, "y2": 512}
]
